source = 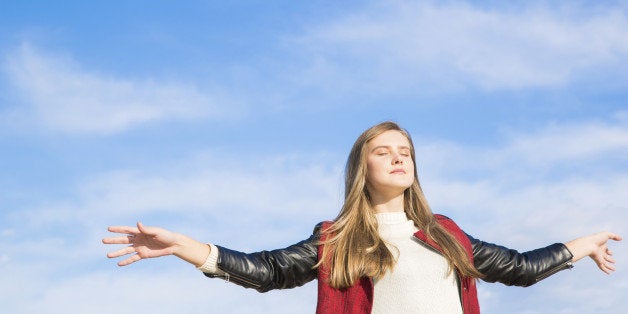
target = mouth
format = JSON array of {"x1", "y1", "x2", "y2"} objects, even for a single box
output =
[{"x1": 390, "y1": 169, "x2": 406, "y2": 174}]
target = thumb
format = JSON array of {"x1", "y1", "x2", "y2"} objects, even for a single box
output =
[
  {"x1": 137, "y1": 221, "x2": 151, "y2": 235},
  {"x1": 600, "y1": 232, "x2": 622, "y2": 242}
]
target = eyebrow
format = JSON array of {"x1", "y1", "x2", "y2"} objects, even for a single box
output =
[{"x1": 370, "y1": 145, "x2": 412, "y2": 152}]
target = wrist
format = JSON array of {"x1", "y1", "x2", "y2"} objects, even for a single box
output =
[
  {"x1": 171, "y1": 233, "x2": 210, "y2": 266},
  {"x1": 171, "y1": 232, "x2": 189, "y2": 257},
  {"x1": 565, "y1": 237, "x2": 593, "y2": 263}
]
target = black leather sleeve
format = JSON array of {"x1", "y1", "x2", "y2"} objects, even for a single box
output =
[
  {"x1": 468, "y1": 234, "x2": 574, "y2": 287},
  {"x1": 204, "y1": 224, "x2": 321, "y2": 292}
]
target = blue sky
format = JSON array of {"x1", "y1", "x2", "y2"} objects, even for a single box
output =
[{"x1": 0, "y1": 1, "x2": 627, "y2": 313}]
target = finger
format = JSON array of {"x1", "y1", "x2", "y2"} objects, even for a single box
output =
[
  {"x1": 107, "y1": 246, "x2": 137, "y2": 258},
  {"x1": 607, "y1": 232, "x2": 622, "y2": 241},
  {"x1": 102, "y1": 236, "x2": 133, "y2": 244},
  {"x1": 118, "y1": 254, "x2": 142, "y2": 266},
  {"x1": 604, "y1": 255, "x2": 616, "y2": 264},
  {"x1": 137, "y1": 222, "x2": 156, "y2": 236},
  {"x1": 600, "y1": 258, "x2": 617, "y2": 273},
  {"x1": 605, "y1": 263, "x2": 616, "y2": 272},
  {"x1": 137, "y1": 221, "x2": 148, "y2": 233},
  {"x1": 108, "y1": 226, "x2": 140, "y2": 234},
  {"x1": 598, "y1": 263, "x2": 611, "y2": 275}
]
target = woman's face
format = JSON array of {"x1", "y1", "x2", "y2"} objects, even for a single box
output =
[{"x1": 365, "y1": 130, "x2": 415, "y2": 198}]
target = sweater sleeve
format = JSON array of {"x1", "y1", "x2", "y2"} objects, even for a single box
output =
[{"x1": 196, "y1": 243, "x2": 225, "y2": 275}]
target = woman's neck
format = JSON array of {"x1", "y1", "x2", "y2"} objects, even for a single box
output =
[{"x1": 370, "y1": 192, "x2": 405, "y2": 213}]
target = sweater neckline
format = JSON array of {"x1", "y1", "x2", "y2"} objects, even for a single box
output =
[{"x1": 375, "y1": 211, "x2": 409, "y2": 225}]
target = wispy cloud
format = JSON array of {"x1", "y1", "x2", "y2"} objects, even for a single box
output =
[
  {"x1": 416, "y1": 114, "x2": 628, "y2": 179},
  {"x1": 10, "y1": 152, "x2": 343, "y2": 250},
  {"x1": 0, "y1": 269, "x2": 317, "y2": 314},
  {"x1": 3, "y1": 44, "x2": 233, "y2": 135},
  {"x1": 505, "y1": 122, "x2": 628, "y2": 165},
  {"x1": 294, "y1": 1, "x2": 628, "y2": 92},
  {"x1": 417, "y1": 116, "x2": 628, "y2": 239}
]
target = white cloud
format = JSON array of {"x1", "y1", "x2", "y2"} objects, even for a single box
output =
[
  {"x1": 0, "y1": 268, "x2": 317, "y2": 314},
  {"x1": 12, "y1": 152, "x2": 343, "y2": 251},
  {"x1": 416, "y1": 118, "x2": 628, "y2": 242},
  {"x1": 86, "y1": 155, "x2": 341, "y2": 224},
  {"x1": 479, "y1": 265, "x2": 628, "y2": 313},
  {"x1": 294, "y1": 1, "x2": 628, "y2": 91},
  {"x1": 4, "y1": 44, "x2": 233, "y2": 135},
  {"x1": 505, "y1": 122, "x2": 628, "y2": 165},
  {"x1": 416, "y1": 117, "x2": 628, "y2": 180}
]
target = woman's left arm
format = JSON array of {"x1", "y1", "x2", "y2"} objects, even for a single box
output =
[
  {"x1": 469, "y1": 231, "x2": 621, "y2": 287},
  {"x1": 565, "y1": 231, "x2": 622, "y2": 274}
]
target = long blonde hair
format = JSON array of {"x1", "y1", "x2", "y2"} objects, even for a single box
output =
[{"x1": 317, "y1": 121, "x2": 483, "y2": 289}]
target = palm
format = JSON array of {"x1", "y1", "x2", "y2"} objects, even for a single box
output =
[
  {"x1": 131, "y1": 227, "x2": 177, "y2": 258},
  {"x1": 103, "y1": 222, "x2": 179, "y2": 266},
  {"x1": 567, "y1": 231, "x2": 622, "y2": 274},
  {"x1": 588, "y1": 232, "x2": 619, "y2": 274}
]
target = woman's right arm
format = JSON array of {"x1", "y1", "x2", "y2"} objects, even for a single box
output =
[{"x1": 103, "y1": 222, "x2": 321, "y2": 293}]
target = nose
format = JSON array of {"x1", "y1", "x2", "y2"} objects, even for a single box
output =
[{"x1": 392, "y1": 153, "x2": 403, "y2": 165}]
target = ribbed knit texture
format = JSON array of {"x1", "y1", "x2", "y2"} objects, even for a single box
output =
[
  {"x1": 372, "y1": 212, "x2": 462, "y2": 314},
  {"x1": 197, "y1": 243, "x2": 224, "y2": 274}
]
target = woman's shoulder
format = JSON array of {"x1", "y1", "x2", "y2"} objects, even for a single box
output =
[
  {"x1": 434, "y1": 213, "x2": 453, "y2": 222},
  {"x1": 433, "y1": 214, "x2": 465, "y2": 233},
  {"x1": 313, "y1": 220, "x2": 334, "y2": 234}
]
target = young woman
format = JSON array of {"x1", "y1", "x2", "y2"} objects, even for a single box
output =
[{"x1": 103, "y1": 121, "x2": 621, "y2": 313}]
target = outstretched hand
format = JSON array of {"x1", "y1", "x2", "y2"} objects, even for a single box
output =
[
  {"x1": 566, "y1": 231, "x2": 622, "y2": 274},
  {"x1": 103, "y1": 222, "x2": 179, "y2": 266}
]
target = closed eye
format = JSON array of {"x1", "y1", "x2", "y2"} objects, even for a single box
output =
[{"x1": 373, "y1": 148, "x2": 390, "y2": 155}]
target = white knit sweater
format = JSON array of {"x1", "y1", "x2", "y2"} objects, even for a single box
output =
[{"x1": 372, "y1": 212, "x2": 462, "y2": 314}]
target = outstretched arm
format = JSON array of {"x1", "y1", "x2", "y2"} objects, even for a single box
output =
[
  {"x1": 103, "y1": 222, "x2": 320, "y2": 293},
  {"x1": 565, "y1": 231, "x2": 622, "y2": 274},
  {"x1": 470, "y1": 236, "x2": 573, "y2": 286},
  {"x1": 103, "y1": 222, "x2": 210, "y2": 267},
  {"x1": 470, "y1": 230, "x2": 622, "y2": 287}
]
